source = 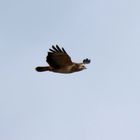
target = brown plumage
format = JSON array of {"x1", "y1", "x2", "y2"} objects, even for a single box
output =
[{"x1": 35, "y1": 45, "x2": 90, "y2": 74}]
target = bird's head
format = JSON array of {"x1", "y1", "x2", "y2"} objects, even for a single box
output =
[
  {"x1": 78, "y1": 63, "x2": 86, "y2": 70},
  {"x1": 77, "y1": 58, "x2": 91, "y2": 71}
]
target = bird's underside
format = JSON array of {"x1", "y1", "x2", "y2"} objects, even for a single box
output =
[{"x1": 35, "y1": 45, "x2": 90, "y2": 74}]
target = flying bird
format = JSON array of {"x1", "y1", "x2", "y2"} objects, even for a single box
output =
[{"x1": 35, "y1": 45, "x2": 90, "y2": 74}]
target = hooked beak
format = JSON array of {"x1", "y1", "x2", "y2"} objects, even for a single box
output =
[
  {"x1": 82, "y1": 64, "x2": 86, "y2": 70},
  {"x1": 83, "y1": 66, "x2": 87, "y2": 69},
  {"x1": 79, "y1": 63, "x2": 86, "y2": 70}
]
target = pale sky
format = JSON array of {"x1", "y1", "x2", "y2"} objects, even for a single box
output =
[{"x1": 0, "y1": 0, "x2": 140, "y2": 140}]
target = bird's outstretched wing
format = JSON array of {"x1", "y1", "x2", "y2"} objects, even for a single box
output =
[
  {"x1": 46, "y1": 45, "x2": 73, "y2": 69},
  {"x1": 83, "y1": 58, "x2": 91, "y2": 64}
]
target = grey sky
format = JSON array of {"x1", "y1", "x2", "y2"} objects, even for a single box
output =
[{"x1": 0, "y1": 0, "x2": 140, "y2": 140}]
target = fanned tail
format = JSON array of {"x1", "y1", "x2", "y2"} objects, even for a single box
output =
[{"x1": 35, "y1": 66, "x2": 50, "y2": 72}]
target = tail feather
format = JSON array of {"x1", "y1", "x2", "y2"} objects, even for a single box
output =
[{"x1": 35, "y1": 66, "x2": 50, "y2": 72}]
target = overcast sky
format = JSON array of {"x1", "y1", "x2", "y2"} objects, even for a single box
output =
[{"x1": 0, "y1": 0, "x2": 140, "y2": 140}]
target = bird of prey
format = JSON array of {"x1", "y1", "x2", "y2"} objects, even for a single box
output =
[{"x1": 35, "y1": 45, "x2": 90, "y2": 74}]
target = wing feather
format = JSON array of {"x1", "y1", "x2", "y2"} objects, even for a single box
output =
[
  {"x1": 56, "y1": 45, "x2": 63, "y2": 52},
  {"x1": 49, "y1": 49, "x2": 56, "y2": 53},
  {"x1": 46, "y1": 45, "x2": 73, "y2": 69},
  {"x1": 52, "y1": 45, "x2": 59, "y2": 52},
  {"x1": 62, "y1": 47, "x2": 67, "y2": 54}
]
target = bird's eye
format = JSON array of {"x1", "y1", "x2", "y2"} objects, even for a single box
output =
[{"x1": 79, "y1": 64, "x2": 86, "y2": 69}]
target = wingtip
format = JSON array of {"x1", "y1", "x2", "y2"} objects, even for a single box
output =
[{"x1": 83, "y1": 58, "x2": 91, "y2": 64}]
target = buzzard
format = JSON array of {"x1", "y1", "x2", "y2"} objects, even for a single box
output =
[{"x1": 35, "y1": 45, "x2": 90, "y2": 74}]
